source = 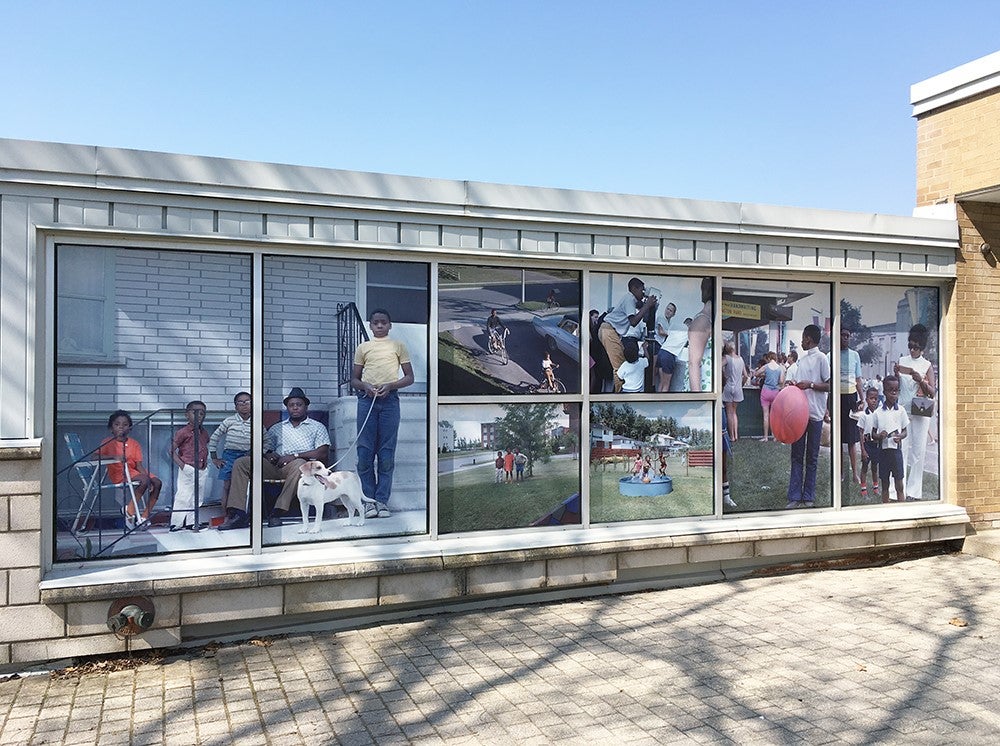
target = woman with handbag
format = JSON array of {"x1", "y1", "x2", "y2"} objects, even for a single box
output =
[{"x1": 895, "y1": 323, "x2": 936, "y2": 500}]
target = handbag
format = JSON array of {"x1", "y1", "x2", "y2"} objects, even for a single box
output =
[{"x1": 911, "y1": 396, "x2": 935, "y2": 417}]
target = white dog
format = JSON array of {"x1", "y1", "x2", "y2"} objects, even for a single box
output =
[{"x1": 296, "y1": 461, "x2": 374, "y2": 532}]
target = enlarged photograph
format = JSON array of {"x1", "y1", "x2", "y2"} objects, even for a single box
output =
[
  {"x1": 720, "y1": 279, "x2": 833, "y2": 512},
  {"x1": 589, "y1": 401, "x2": 715, "y2": 522},
  {"x1": 438, "y1": 265, "x2": 581, "y2": 395},
  {"x1": 438, "y1": 403, "x2": 581, "y2": 532},
  {"x1": 589, "y1": 273, "x2": 713, "y2": 394},
  {"x1": 839, "y1": 285, "x2": 939, "y2": 506}
]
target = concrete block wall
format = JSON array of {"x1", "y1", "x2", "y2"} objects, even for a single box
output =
[
  {"x1": 0, "y1": 446, "x2": 44, "y2": 667},
  {"x1": 23, "y1": 500, "x2": 968, "y2": 668},
  {"x1": 0, "y1": 444, "x2": 971, "y2": 668}
]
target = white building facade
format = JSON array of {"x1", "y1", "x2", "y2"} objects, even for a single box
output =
[{"x1": 0, "y1": 138, "x2": 966, "y2": 667}]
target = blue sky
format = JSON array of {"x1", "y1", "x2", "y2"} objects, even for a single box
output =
[{"x1": 2, "y1": 1, "x2": 998, "y2": 215}]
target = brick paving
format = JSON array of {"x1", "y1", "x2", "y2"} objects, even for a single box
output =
[{"x1": 2, "y1": 552, "x2": 999, "y2": 744}]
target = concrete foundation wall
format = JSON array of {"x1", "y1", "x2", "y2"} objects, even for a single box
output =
[{"x1": 2, "y1": 450, "x2": 968, "y2": 669}]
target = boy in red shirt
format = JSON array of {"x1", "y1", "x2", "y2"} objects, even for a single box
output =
[{"x1": 169, "y1": 401, "x2": 211, "y2": 530}]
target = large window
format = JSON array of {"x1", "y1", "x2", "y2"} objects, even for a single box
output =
[
  {"x1": 54, "y1": 245, "x2": 252, "y2": 560},
  {"x1": 839, "y1": 285, "x2": 940, "y2": 506},
  {"x1": 261, "y1": 255, "x2": 429, "y2": 546},
  {"x1": 51, "y1": 243, "x2": 943, "y2": 563},
  {"x1": 721, "y1": 279, "x2": 833, "y2": 512}
]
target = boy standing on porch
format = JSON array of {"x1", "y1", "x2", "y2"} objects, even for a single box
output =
[
  {"x1": 170, "y1": 400, "x2": 211, "y2": 531},
  {"x1": 351, "y1": 308, "x2": 414, "y2": 518}
]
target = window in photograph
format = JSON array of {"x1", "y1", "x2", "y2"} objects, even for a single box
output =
[
  {"x1": 261, "y1": 256, "x2": 429, "y2": 545},
  {"x1": 589, "y1": 273, "x2": 714, "y2": 394},
  {"x1": 839, "y1": 285, "x2": 940, "y2": 506},
  {"x1": 438, "y1": 265, "x2": 581, "y2": 396},
  {"x1": 589, "y1": 401, "x2": 715, "y2": 523},
  {"x1": 56, "y1": 245, "x2": 115, "y2": 361},
  {"x1": 720, "y1": 280, "x2": 832, "y2": 512},
  {"x1": 438, "y1": 403, "x2": 581, "y2": 533},
  {"x1": 53, "y1": 246, "x2": 252, "y2": 560}
]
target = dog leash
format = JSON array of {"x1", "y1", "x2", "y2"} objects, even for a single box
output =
[{"x1": 326, "y1": 393, "x2": 378, "y2": 470}]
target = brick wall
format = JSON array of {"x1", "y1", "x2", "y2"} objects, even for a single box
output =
[
  {"x1": 916, "y1": 89, "x2": 1000, "y2": 530},
  {"x1": 57, "y1": 248, "x2": 252, "y2": 413},
  {"x1": 263, "y1": 255, "x2": 355, "y2": 407},
  {"x1": 915, "y1": 88, "x2": 1000, "y2": 206},
  {"x1": 56, "y1": 249, "x2": 359, "y2": 415},
  {"x1": 952, "y1": 203, "x2": 1000, "y2": 529}
]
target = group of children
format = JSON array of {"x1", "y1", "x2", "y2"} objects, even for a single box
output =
[
  {"x1": 855, "y1": 375, "x2": 909, "y2": 503},
  {"x1": 98, "y1": 394, "x2": 252, "y2": 532},
  {"x1": 630, "y1": 450, "x2": 669, "y2": 481},
  {"x1": 494, "y1": 448, "x2": 528, "y2": 484}
]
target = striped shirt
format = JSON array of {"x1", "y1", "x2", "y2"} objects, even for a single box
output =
[{"x1": 208, "y1": 414, "x2": 252, "y2": 455}]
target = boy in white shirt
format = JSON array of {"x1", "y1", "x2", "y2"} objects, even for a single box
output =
[
  {"x1": 616, "y1": 337, "x2": 649, "y2": 394},
  {"x1": 872, "y1": 375, "x2": 908, "y2": 503},
  {"x1": 855, "y1": 387, "x2": 881, "y2": 500}
]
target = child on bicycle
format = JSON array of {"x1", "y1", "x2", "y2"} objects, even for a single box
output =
[
  {"x1": 486, "y1": 310, "x2": 507, "y2": 349},
  {"x1": 542, "y1": 352, "x2": 558, "y2": 390}
]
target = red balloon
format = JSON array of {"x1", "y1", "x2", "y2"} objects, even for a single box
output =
[{"x1": 770, "y1": 385, "x2": 810, "y2": 444}]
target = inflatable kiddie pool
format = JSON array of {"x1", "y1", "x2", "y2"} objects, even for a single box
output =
[{"x1": 618, "y1": 475, "x2": 673, "y2": 497}]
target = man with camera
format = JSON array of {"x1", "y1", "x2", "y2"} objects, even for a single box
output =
[{"x1": 598, "y1": 276, "x2": 658, "y2": 393}]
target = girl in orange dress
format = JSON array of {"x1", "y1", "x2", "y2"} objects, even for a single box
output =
[{"x1": 97, "y1": 410, "x2": 162, "y2": 528}]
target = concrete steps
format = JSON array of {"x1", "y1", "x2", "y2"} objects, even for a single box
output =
[{"x1": 328, "y1": 396, "x2": 427, "y2": 511}]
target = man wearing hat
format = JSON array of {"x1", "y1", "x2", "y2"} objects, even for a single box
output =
[{"x1": 222, "y1": 387, "x2": 330, "y2": 529}]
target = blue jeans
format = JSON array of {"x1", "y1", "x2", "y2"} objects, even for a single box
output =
[
  {"x1": 357, "y1": 391, "x2": 400, "y2": 506},
  {"x1": 788, "y1": 418, "x2": 824, "y2": 504}
]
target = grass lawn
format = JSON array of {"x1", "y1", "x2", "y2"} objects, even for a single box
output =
[
  {"x1": 589, "y1": 455, "x2": 712, "y2": 522},
  {"x1": 727, "y1": 438, "x2": 832, "y2": 512},
  {"x1": 439, "y1": 456, "x2": 581, "y2": 533},
  {"x1": 726, "y1": 438, "x2": 940, "y2": 511}
]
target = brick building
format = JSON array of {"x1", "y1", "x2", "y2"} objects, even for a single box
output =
[
  {"x1": 912, "y1": 50, "x2": 1000, "y2": 529},
  {"x1": 1, "y1": 51, "x2": 996, "y2": 668}
]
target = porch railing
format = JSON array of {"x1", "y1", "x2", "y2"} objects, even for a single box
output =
[{"x1": 336, "y1": 302, "x2": 370, "y2": 397}]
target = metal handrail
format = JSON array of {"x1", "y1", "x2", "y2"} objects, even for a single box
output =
[{"x1": 336, "y1": 302, "x2": 369, "y2": 397}]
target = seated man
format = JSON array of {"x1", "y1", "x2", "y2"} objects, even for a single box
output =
[{"x1": 224, "y1": 387, "x2": 330, "y2": 529}]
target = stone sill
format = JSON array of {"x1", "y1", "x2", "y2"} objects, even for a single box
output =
[
  {"x1": 40, "y1": 503, "x2": 969, "y2": 603},
  {"x1": 0, "y1": 440, "x2": 43, "y2": 460}
]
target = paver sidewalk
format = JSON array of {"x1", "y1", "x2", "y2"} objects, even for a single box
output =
[{"x1": 2, "y1": 552, "x2": 999, "y2": 744}]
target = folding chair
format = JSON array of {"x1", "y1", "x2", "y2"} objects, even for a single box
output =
[{"x1": 64, "y1": 433, "x2": 143, "y2": 535}]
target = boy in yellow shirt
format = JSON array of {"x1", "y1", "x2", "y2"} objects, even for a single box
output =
[{"x1": 350, "y1": 309, "x2": 414, "y2": 517}]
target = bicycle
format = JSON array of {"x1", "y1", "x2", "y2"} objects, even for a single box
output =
[
  {"x1": 534, "y1": 362, "x2": 566, "y2": 393},
  {"x1": 487, "y1": 327, "x2": 509, "y2": 365},
  {"x1": 545, "y1": 289, "x2": 560, "y2": 308}
]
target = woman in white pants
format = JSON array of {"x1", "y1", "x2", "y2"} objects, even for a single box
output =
[{"x1": 896, "y1": 324, "x2": 936, "y2": 501}]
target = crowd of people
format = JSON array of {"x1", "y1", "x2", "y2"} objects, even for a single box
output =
[
  {"x1": 590, "y1": 276, "x2": 713, "y2": 394},
  {"x1": 723, "y1": 322, "x2": 937, "y2": 508}
]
